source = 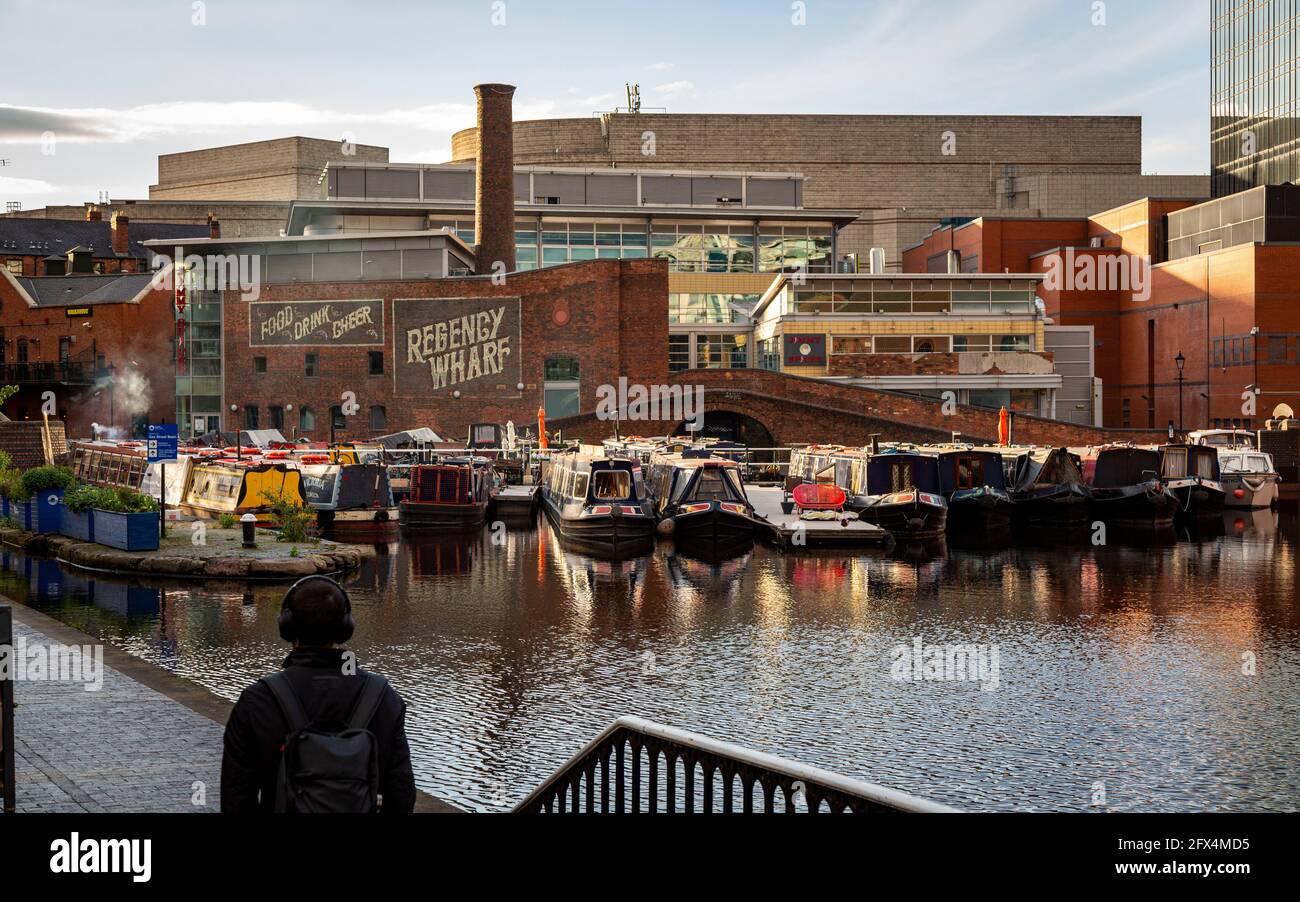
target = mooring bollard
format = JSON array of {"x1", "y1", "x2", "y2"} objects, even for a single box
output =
[
  {"x1": 241, "y1": 513, "x2": 258, "y2": 548},
  {"x1": 1, "y1": 602, "x2": 15, "y2": 813}
]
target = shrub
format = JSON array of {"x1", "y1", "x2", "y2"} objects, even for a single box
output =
[
  {"x1": 260, "y1": 488, "x2": 315, "y2": 544},
  {"x1": 64, "y1": 483, "x2": 159, "y2": 514},
  {"x1": 0, "y1": 515, "x2": 20, "y2": 530},
  {"x1": 0, "y1": 469, "x2": 27, "y2": 502},
  {"x1": 218, "y1": 513, "x2": 237, "y2": 529},
  {"x1": 20, "y1": 465, "x2": 75, "y2": 497}
]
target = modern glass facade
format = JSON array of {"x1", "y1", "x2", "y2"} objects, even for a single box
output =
[
  {"x1": 668, "y1": 292, "x2": 760, "y2": 325},
  {"x1": 174, "y1": 273, "x2": 225, "y2": 438},
  {"x1": 428, "y1": 217, "x2": 834, "y2": 275},
  {"x1": 782, "y1": 279, "x2": 1039, "y2": 316},
  {"x1": 1211, "y1": 0, "x2": 1300, "y2": 196}
]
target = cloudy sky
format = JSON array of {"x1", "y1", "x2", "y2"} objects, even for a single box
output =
[{"x1": 1, "y1": 0, "x2": 1210, "y2": 209}]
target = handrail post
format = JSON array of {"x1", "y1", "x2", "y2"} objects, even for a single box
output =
[{"x1": 1, "y1": 603, "x2": 15, "y2": 814}]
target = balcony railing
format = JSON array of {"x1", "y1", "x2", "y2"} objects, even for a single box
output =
[
  {"x1": 513, "y1": 716, "x2": 955, "y2": 814},
  {"x1": 0, "y1": 362, "x2": 92, "y2": 386}
]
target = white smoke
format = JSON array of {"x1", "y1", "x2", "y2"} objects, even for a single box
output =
[
  {"x1": 117, "y1": 368, "x2": 152, "y2": 417},
  {"x1": 91, "y1": 422, "x2": 126, "y2": 441}
]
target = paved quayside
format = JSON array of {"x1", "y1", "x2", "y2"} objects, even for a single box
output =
[{"x1": 4, "y1": 602, "x2": 459, "y2": 812}]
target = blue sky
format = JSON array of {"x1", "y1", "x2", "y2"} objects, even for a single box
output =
[{"x1": 0, "y1": 0, "x2": 1211, "y2": 208}]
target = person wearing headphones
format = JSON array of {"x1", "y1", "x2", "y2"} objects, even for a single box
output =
[{"x1": 220, "y1": 576, "x2": 416, "y2": 813}]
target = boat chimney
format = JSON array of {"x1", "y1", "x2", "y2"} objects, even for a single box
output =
[
  {"x1": 869, "y1": 433, "x2": 880, "y2": 454},
  {"x1": 473, "y1": 83, "x2": 517, "y2": 274}
]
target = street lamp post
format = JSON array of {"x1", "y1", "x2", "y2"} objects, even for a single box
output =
[
  {"x1": 1174, "y1": 351, "x2": 1186, "y2": 433},
  {"x1": 230, "y1": 404, "x2": 241, "y2": 461}
]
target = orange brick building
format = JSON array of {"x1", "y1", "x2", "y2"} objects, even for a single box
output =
[{"x1": 903, "y1": 188, "x2": 1300, "y2": 431}]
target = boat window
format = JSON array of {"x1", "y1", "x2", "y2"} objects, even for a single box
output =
[
  {"x1": 1221, "y1": 454, "x2": 1241, "y2": 471},
  {"x1": 592, "y1": 470, "x2": 631, "y2": 500},
  {"x1": 1245, "y1": 455, "x2": 1270, "y2": 472},
  {"x1": 1194, "y1": 452, "x2": 1216, "y2": 479},
  {"x1": 889, "y1": 461, "x2": 915, "y2": 492},
  {"x1": 956, "y1": 456, "x2": 984, "y2": 489},
  {"x1": 1161, "y1": 448, "x2": 1187, "y2": 478},
  {"x1": 694, "y1": 467, "x2": 732, "y2": 501},
  {"x1": 572, "y1": 472, "x2": 588, "y2": 500}
]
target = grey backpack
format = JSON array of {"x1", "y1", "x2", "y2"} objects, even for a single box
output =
[{"x1": 263, "y1": 671, "x2": 387, "y2": 814}]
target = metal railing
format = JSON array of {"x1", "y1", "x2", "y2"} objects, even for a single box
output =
[
  {"x1": 513, "y1": 716, "x2": 955, "y2": 814},
  {"x1": 0, "y1": 361, "x2": 91, "y2": 385},
  {"x1": 1, "y1": 604, "x2": 14, "y2": 813}
]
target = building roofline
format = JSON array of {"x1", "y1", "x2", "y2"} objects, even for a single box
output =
[
  {"x1": 751, "y1": 270, "x2": 1046, "y2": 318},
  {"x1": 322, "y1": 160, "x2": 811, "y2": 180},
  {"x1": 142, "y1": 228, "x2": 478, "y2": 261}
]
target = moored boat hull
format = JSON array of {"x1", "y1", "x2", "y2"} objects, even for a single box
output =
[
  {"x1": 1167, "y1": 479, "x2": 1226, "y2": 520},
  {"x1": 945, "y1": 488, "x2": 1014, "y2": 532},
  {"x1": 1090, "y1": 483, "x2": 1178, "y2": 527},
  {"x1": 319, "y1": 508, "x2": 400, "y2": 540},
  {"x1": 856, "y1": 492, "x2": 947, "y2": 540},
  {"x1": 664, "y1": 503, "x2": 756, "y2": 546},
  {"x1": 1011, "y1": 486, "x2": 1091, "y2": 527},
  {"x1": 399, "y1": 501, "x2": 488, "y2": 531}
]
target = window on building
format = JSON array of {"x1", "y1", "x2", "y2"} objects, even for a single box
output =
[
  {"x1": 268, "y1": 406, "x2": 284, "y2": 429},
  {"x1": 543, "y1": 356, "x2": 580, "y2": 419},
  {"x1": 58, "y1": 336, "x2": 71, "y2": 363},
  {"x1": 694, "y1": 333, "x2": 749, "y2": 369},
  {"x1": 758, "y1": 338, "x2": 781, "y2": 371},
  {"x1": 370, "y1": 405, "x2": 387, "y2": 431},
  {"x1": 668, "y1": 334, "x2": 691, "y2": 373},
  {"x1": 305, "y1": 353, "x2": 318, "y2": 376},
  {"x1": 368, "y1": 351, "x2": 384, "y2": 375},
  {"x1": 245, "y1": 406, "x2": 260, "y2": 429},
  {"x1": 16, "y1": 338, "x2": 28, "y2": 364},
  {"x1": 254, "y1": 356, "x2": 267, "y2": 374},
  {"x1": 873, "y1": 337, "x2": 911, "y2": 354},
  {"x1": 544, "y1": 356, "x2": 579, "y2": 381},
  {"x1": 299, "y1": 406, "x2": 315, "y2": 431}
]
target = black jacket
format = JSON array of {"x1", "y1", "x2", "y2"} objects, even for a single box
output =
[{"x1": 220, "y1": 648, "x2": 416, "y2": 813}]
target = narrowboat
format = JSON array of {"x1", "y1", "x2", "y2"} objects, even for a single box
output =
[
  {"x1": 1189, "y1": 429, "x2": 1279, "y2": 509},
  {"x1": 539, "y1": 452, "x2": 655, "y2": 548},
  {"x1": 1003, "y1": 447, "x2": 1091, "y2": 526},
  {"x1": 181, "y1": 460, "x2": 305, "y2": 522},
  {"x1": 1158, "y1": 444, "x2": 1226, "y2": 520},
  {"x1": 1216, "y1": 449, "x2": 1280, "y2": 509},
  {"x1": 855, "y1": 448, "x2": 948, "y2": 540},
  {"x1": 299, "y1": 462, "x2": 399, "y2": 540},
  {"x1": 933, "y1": 448, "x2": 1015, "y2": 532},
  {"x1": 644, "y1": 449, "x2": 757, "y2": 545},
  {"x1": 399, "y1": 457, "x2": 494, "y2": 531},
  {"x1": 1085, "y1": 446, "x2": 1178, "y2": 527}
]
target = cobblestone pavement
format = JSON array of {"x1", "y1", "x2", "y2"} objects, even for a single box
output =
[{"x1": 10, "y1": 619, "x2": 223, "y2": 813}]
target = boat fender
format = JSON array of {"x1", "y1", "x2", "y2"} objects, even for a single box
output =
[
  {"x1": 657, "y1": 518, "x2": 675, "y2": 536},
  {"x1": 610, "y1": 504, "x2": 623, "y2": 519},
  {"x1": 908, "y1": 517, "x2": 925, "y2": 532}
]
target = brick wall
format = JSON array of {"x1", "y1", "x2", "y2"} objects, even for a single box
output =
[
  {"x1": 550, "y1": 368, "x2": 1169, "y2": 447},
  {"x1": 0, "y1": 278, "x2": 175, "y2": 438},
  {"x1": 223, "y1": 258, "x2": 668, "y2": 442}
]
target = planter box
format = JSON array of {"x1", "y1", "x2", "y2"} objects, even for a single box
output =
[
  {"x1": 92, "y1": 509, "x2": 159, "y2": 552},
  {"x1": 60, "y1": 506, "x2": 95, "y2": 542},
  {"x1": 25, "y1": 489, "x2": 65, "y2": 533}
]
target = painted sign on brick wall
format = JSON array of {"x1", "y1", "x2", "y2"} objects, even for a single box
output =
[
  {"x1": 393, "y1": 297, "x2": 521, "y2": 396},
  {"x1": 249, "y1": 300, "x2": 383, "y2": 347}
]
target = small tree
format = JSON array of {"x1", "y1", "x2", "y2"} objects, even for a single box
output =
[{"x1": 260, "y1": 488, "x2": 316, "y2": 544}]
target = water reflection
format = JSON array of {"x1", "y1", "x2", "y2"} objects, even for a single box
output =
[{"x1": 3, "y1": 510, "x2": 1298, "y2": 813}]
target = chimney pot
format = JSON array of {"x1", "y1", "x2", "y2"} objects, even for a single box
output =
[
  {"x1": 85, "y1": 204, "x2": 102, "y2": 222},
  {"x1": 473, "y1": 83, "x2": 516, "y2": 274},
  {"x1": 110, "y1": 211, "x2": 130, "y2": 256}
]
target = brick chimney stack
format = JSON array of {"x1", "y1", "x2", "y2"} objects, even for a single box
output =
[
  {"x1": 207, "y1": 212, "x2": 221, "y2": 239},
  {"x1": 110, "y1": 211, "x2": 129, "y2": 256},
  {"x1": 473, "y1": 83, "x2": 516, "y2": 274},
  {"x1": 85, "y1": 204, "x2": 102, "y2": 222}
]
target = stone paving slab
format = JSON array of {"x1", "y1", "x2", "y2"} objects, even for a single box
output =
[
  {"x1": 9, "y1": 618, "x2": 223, "y2": 813},
  {"x1": 3, "y1": 601, "x2": 461, "y2": 813}
]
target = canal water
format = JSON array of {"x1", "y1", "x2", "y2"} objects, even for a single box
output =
[{"x1": 3, "y1": 509, "x2": 1297, "y2": 812}]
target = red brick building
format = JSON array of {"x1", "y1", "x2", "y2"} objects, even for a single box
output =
[
  {"x1": 0, "y1": 266, "x2": 177, "y2": 438},
  {"x1": 0, "y1": 208, "x2": 209, "y2": 277},
  {"x1": 212, "y1": 254, "x2": 668, "y2": 442},
  {"x1": 903, "y1": 190, "x2": 1300, "y2": 431}
]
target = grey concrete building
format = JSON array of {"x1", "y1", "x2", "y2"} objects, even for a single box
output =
[{"x1": 449, "y1": 113, "x2": 1208, "y2": 270}]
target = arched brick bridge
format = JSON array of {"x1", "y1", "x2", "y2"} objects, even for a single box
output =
[{"x1": 548, "y1": 369, "x2": 1168, "y2": 447}]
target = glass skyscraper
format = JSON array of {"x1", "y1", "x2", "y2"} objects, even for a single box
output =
[{"x1": 1211, "y1": 0, "x2": 1300, "y2": 197}]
